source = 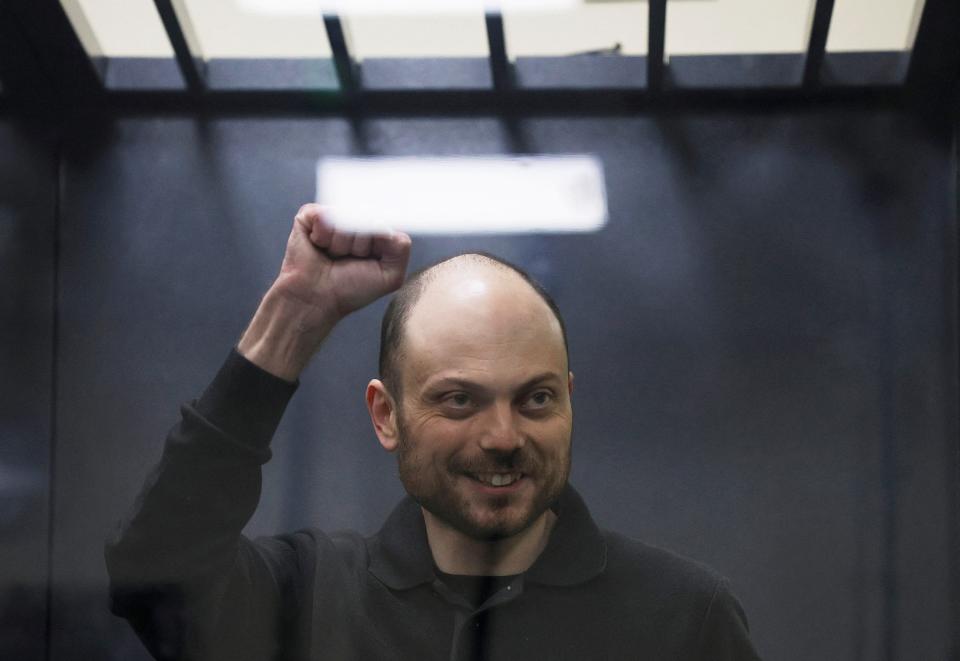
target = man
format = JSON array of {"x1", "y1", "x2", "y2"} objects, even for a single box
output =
[{"x1": 106, "y1": 204, "x2": 761, "y2": 660}]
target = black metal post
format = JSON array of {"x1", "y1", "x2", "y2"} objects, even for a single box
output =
[
  {"x1": 647, "y1": 0, "x2": 666, "y2": 92},
  {"x1": 803, "y1": 0, "x2": 835, "y2": 87},
  {"x1": 323, "y1": 14, "x2": 358, "y2": 94},
  {"x1": 152, "y1": 0, "x2": 205, "y2": 93},
  {"x1": 485, "y1": 12, "x2": 512, "y2": 91}
]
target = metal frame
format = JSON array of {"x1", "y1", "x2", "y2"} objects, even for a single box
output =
[
  {"x1": 0, "y1": 0, "x2": 957, "y2": 116},
  {"x1": 152, "y1": 0, "x2": 205, "y2": 93},
  {"x1": 323, "y1": 13, "x2": 358, "y2": 94},
  {"x1": 485, "y1": 12, "x2": 512, "y2": 92},
  {"x1": 803, "y1": 0, "x2": 835, "y2": 87},
  {"x1": 647, "y1": 0, "x2": 666, "y2": 93}
]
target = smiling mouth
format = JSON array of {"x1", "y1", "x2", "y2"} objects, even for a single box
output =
[{"x1": 470, "y1": 472, "x2": 523, "y2": 487}]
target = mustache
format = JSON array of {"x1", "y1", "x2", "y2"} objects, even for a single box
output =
[{"x1": 450, "y1": 450, "x2": 539, "y2": 475}]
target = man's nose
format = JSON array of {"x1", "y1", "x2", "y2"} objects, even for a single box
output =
[{"x1": 478, "y1": 402, "x2": 526, "y2": 452}]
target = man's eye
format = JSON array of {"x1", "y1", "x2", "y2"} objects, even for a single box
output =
[
  {"x1": 523, "y1": 390, "x2": 553, "y2": 409},
  {"x1": 444, "y1": 393, "x2": 472, "y2": 408}
]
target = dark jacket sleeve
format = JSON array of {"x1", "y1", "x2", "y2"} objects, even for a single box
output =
[
  {"x1": 696, "y1": 578, "x2": 763, "y2": 661},
  {"x1": 105, "y1": 350, "x2": 300, "y2": 661}
]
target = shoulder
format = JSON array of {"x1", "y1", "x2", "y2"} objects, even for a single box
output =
[
  {"x1": 598, "y1": 532, "x2": 760, "y2": 659},
  {"x1": 603, "y1": 531, "x2": 729, "y2": 617},
  {"x1": 599, "y1": 529, "x2": 726, "y2": 604}
]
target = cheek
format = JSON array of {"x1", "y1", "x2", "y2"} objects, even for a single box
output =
[
  {"x1": 407, "y1": 408, "x2": 474, "y2": 439},
  {"x1": 401, "y1": 417, "x2": 465, "y2": 462}
]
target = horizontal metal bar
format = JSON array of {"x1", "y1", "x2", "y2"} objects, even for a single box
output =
[{"x1": 0, "y1": 85, "x2": 910, "y2": 121}]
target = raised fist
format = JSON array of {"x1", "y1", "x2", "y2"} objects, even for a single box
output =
[{"x1": 238, "y1": 204, "x2": 411, "y2": 381}]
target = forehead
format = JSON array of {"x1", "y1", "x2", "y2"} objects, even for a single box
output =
[{"x1": 401, "y1": 265, "x2": 566, "y2": 387}]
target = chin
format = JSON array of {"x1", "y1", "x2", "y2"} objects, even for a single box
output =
[
  {"x1": 431, "y1": 496, "x2": 548, "y2": 542},
  {"x1": 444, "y1": 516, "x2": 530, "y2": 542}
]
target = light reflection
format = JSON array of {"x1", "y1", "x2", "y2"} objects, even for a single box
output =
[{"x1": 316, "y1": 155, "x2": 608, "y2": 235}]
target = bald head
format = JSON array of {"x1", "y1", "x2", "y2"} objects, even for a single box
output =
[{"x1": 378, "y1": 253, "x2": 568, "y2": 397}]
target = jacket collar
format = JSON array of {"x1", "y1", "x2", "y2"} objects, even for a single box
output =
[{"x1": 366, "y1": 484, "x2": 607, "y2": 590}]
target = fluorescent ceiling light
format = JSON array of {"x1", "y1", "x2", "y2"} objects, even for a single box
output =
[
  {"x1": 238, "y1": 0, "x2": 578, "y2": 17},
  {"x1": 317, "y1": 155, "x2": 608, "y2": 235}
]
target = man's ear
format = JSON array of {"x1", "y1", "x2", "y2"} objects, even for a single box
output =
[
  {"x1": 568, "y1": 371, "x2": 574, "y2": 397},
  {"x1": 366, "y1": 379, "x2": 400, "y2": 452}
]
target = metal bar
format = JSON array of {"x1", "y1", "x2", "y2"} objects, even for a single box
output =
[
  {"x1": 323, "y1": 14, "x2": 358, "y2": 94},
  {"x1": 152, "y1": 0, "x2": 205, "y2": 93},
  {"x1": 0, "y1": 84, "x2": 907, "y2": 119},
  {"x1": 485, "y1": 12, "x2": 512, "y2": 91},
  {"x1": 803, "y1": 0, "x2": 835, "y2": 86},
  {"x1": 907, "y1": 0, "x2": 960, "y2": 99},
  {"x1": 647, "y1": 0, "x2": 667, "y2": 92},
  {"x1": 59, "y1": 0, "x2": 105, "y2": 76},
  {"x1": 944, "y1": 117, "x2": 960, "y2": 659}
]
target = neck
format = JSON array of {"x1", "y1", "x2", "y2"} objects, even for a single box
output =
[{"x1": 422, "y1": 509, "x2": 557, "y2": 576}]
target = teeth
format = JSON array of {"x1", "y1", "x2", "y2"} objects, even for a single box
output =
[{"x1": 478, "y1": 473, "x2": 520, "y2": 487}]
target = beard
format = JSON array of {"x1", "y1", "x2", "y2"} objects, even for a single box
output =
[{"x1": 394, "y1": 414, "x2": 571, "y2": 541}]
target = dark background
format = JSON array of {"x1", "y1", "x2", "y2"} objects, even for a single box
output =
[{"x1": 1, "y1": 106, "x2": 957, "y2": 661}]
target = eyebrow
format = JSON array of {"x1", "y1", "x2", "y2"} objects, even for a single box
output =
[{"x1": 423, "y1": 372, "x2": 562, "y2": 395}]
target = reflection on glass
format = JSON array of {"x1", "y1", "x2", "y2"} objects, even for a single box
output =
[
  {"x1": 503, "y1": 2, "x2": 649, "y2": 59},
  {"x1": 62, "y1": 0, "x2": 173, "y2": 57},
  {"x1": 666, "y1": 0, "x2": 815, "y2": 56},
  {"x1": 826, "y1": 0, "x2": 925, "y2": 52},
  {"x1": 316, "y1": 155, "x2": 609, "y2": 234}
]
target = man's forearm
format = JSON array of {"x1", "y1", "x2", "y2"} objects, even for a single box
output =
[
  {"x1": 236, "y1": 204, "x2": 410, "y2": 383},
  {"x1": 237, "y1": 288, "x2": 338, "y2": 382}
]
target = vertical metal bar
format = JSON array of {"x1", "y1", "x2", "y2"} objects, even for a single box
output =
[
  {"x1": 153, "y1": 0, "x2": 205, "y2": 93},
  {"x1": 803, "y1": 0, "x2": 835, "y2": 87},
  {"x1": 485, "y1": 12, "x2": 512, "y2": 91},
  {"x1": 949, "y1": 121, "x2": 960, "y2": 661},
  {"x1": 323, "y1": 14, "x2": 358, "y2": 94},
  {"x1": 46, "y1": 135, "x2": 64, "y2": 661},
  {"x1": 647, "y1": 0, "x2": 667, "y2": 92},
  {"x1": 59, "y1": 0, "x2": 106, "y2": 79}
]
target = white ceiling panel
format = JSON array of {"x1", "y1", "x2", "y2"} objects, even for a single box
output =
[
  {"x1": 64, "y1": 0, "x2": 172, "y2": 57},
  {"x1": 182, "y1": 0, "x2": 332, "y2": 58},
  {"x1": 60, "y1": 0, "x2": 930, "y2": 60},
  {"x1": 827, "y1": 0, "x2": 925, "y2": 52},
  {"x1": 504, "y1": 3, "x2": 649, "y2": 57},
  {"x1": 667, "y1": 0, "x2": 815, "y2": 56}
]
